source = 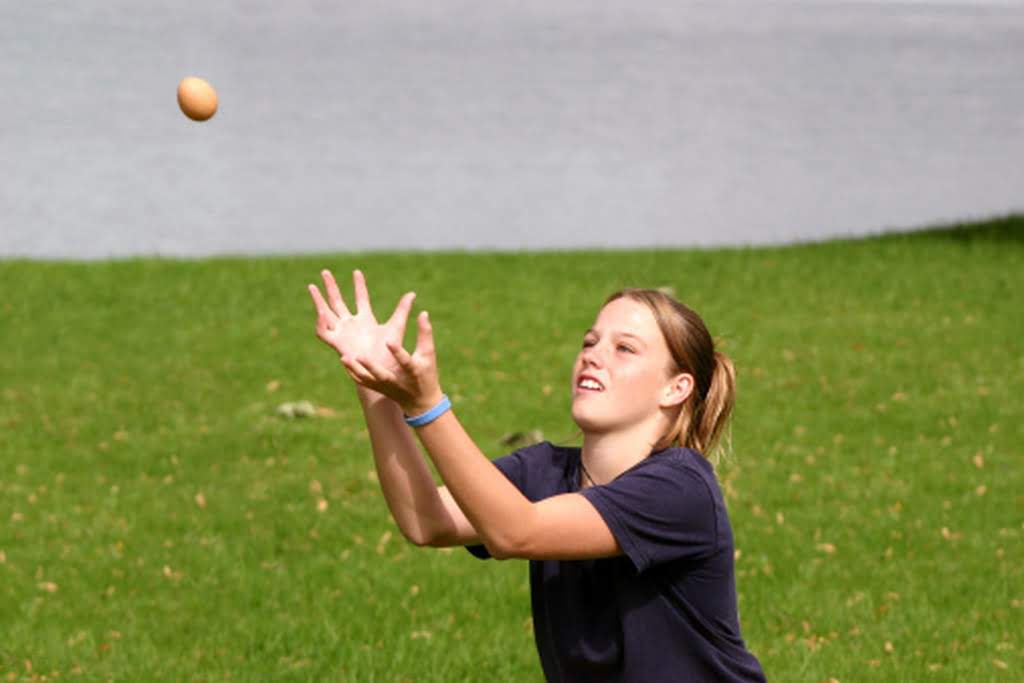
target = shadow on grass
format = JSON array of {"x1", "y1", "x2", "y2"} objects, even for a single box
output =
[{"x1": 917, "y1": 213, "x2": 1024, "y2": 244}]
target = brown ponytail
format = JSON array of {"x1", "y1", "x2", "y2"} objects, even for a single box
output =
[{"x1": 693, "y1": 351, "x2": 735, "y2": 458}]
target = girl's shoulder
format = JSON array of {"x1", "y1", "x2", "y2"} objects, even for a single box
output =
[
  {"x1": 509, "y1": 443, "x2": 713, "y2": 482},
  {"x1": 509, "y1": 439, "x2": 579, "y2": 462},
  {"x1": 517, "y1": 440, "x2": 579, "y2": 477},
  {"x1": 623, "y1": 446, "x2": 715, "y2": 482},
  {"x1": 495, "y1": 440, "x2": 580, "y2": 499}
]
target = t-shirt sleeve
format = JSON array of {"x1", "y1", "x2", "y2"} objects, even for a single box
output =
[
  {"x1": 580, "y1": 460, "x2": 720, "y2": 573},
  {"x1": 464, "y1": 447, "x2": 531, "y2": 560}
]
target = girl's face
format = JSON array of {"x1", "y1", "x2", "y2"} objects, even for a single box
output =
[{"x1": 571, "y1": 298, "x2": 688, "y2": 435}]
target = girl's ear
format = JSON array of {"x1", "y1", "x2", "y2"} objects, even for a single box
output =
[{"x1": 660, "y1": 372, "x2": 694, "y2": 409}]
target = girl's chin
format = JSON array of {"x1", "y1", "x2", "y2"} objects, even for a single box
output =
[{"x1": 571, "y1": 406, "x2": 609, "y2": 433}]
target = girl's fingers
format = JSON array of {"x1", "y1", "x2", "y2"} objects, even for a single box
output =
[
  {"x1": 341, "y1": 355, "x2": 375, "y2": 384},
  {"x1": 338, "y1": 362, "x2": 363, "y2": 385},
  {"x1": 386, "y1": 340, "x2": 414, "y2": 369},
  {"x1": 358, "y1": 355, "x2": 398, "y2": 385},
  {"x1": 308, "y1": 284, "x2": 335, "y2": 329},
  {"x1": 353, "y1": 269, "x2": 374, "y2": 317},
  {"x1": 414, "y1": 311, "x2": 436, "y2": 358},
  {"x1": 385, "y1": 292, "x2": 416, "y2": 339},
  {"x1": 322, "y1": 269, "x2": 351, "y2": 317}
]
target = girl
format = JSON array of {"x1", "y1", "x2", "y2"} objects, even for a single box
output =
[{"x1": 308, "y1": 269, "x2": 766, "y2": 682}]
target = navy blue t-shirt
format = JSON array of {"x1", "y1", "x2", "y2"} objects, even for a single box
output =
[{"x1": 467, "y1": 441, "x2": 766, "y2": 682}]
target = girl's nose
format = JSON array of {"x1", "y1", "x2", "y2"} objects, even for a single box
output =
[{"x1": 580, "y1": 344, "x2": 603, "y2": 368}]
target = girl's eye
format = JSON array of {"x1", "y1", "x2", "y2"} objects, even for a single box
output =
[{"x1": 581, "y1": 339, "x2": 633, "y2": 352}]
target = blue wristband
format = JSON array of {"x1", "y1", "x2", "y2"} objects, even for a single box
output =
[{"x1": 403, "y1": 394, "x2": 452, "y2": 427}]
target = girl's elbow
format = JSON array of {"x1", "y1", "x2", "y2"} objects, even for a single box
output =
[
  {"x1": 486, "y1": 541, "x2": 511, "y2": 560},
  {"x1": 413, "y1": 523, "x2": 465, "y2": 549},
  {"x1": 398, "y1": 524, "x2": 434, "y2": 548},
  {"x1": 484, "y1": 534, "x2": 525, "y2": 560}
]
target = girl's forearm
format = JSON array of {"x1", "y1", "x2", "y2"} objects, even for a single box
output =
[
  {"x1": 411, "y1": 409, "x2": 534, "y2": 558},
  {"x1": 356, "y1": 386, "x2": 454, "y2": 545}
]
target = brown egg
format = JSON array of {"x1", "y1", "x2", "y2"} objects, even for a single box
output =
[{"x1": 177, "y1": 76, "x2": 218, "y2": 121}]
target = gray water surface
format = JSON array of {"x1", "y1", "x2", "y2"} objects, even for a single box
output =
[{"x1": 2, "y1": 1, "x2": 1023, "y2": 259}]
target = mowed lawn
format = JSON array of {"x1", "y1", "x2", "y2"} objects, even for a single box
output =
[{"x1": 1, "y1": 216, "x2": 1021, "y2": 681}]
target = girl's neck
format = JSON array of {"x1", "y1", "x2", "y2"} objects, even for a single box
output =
[{"x1": 580, "y1": 425, "x2": 662, "y2": 486}]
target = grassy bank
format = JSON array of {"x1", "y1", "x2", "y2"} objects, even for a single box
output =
[{"x1": 1, "y1": 216, "x2": 1022, "y2": 681}]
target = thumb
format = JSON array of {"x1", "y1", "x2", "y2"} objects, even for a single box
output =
[{"x1": 414, "y1": 311, "x2": 435, "y2": 358}]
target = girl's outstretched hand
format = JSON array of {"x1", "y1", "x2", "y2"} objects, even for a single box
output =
[
  {"x1": 308, "y1": 269, "x2": 442, "y2": 414},
  {"x1": 344, "y1": 308, "x2": 444, "y2": 417},
  {"x1": 308, "y1": 269, "x2": 414, "y2": 375}
]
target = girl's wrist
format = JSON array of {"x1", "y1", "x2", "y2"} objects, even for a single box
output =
[{"x1": 402, "y1": 392, "x2": 449, "y2": 426}]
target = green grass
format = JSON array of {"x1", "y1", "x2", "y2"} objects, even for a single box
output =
[{"x1": 1, "y1": 216, "x2": 1022, "y2": 681}]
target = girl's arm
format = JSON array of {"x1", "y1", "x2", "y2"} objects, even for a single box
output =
[
  {"x1": 410, "y1": 401, "x2": 621, "y2": 560},
  {"x1": 345, "y1": 312, "x2": 623, "y2": 562},
  {"x1": 308, "y1": 269, "x2": 477, "y2": 547},
  {"x1": 356, "y1": 384, "x2": 479, "y2": 547}
]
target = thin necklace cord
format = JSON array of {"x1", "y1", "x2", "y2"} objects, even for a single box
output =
[{"x1": 579, "y1": 457, "x2": 596, "y2": 487}]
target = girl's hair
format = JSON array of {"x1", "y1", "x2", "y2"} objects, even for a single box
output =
[{"x1": 604, "y1": 288, "x2": 736, "y2": 459}]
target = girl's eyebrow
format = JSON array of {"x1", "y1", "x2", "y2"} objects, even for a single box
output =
[{"x1": 583, "y1": 329, "x2": 648, "y2": 348}]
